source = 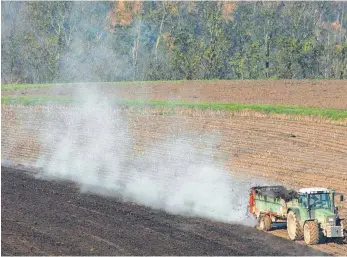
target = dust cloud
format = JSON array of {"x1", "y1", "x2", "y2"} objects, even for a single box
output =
[{"x1": 34, "y1": 86, "x2": 259, "y2": 226}]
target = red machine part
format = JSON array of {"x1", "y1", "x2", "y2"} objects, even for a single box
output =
[{"x1": 249, "y1": 188, "x2": 256, "y2": 214}]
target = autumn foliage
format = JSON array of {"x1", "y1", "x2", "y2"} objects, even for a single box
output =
[{"x1": 108, "y1": 0, "x2": 142, "y2": 27}]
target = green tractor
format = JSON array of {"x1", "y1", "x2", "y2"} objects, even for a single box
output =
[{"x1": 249, "y1": 186, "x2": 345, "y2": 245}]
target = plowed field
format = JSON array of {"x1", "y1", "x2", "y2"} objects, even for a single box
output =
[
  {"x1": 2, "y1": 80, "x2": 347, "y2": 255},
  {"x1": 1, "y1": 167, "x2": 326, "y2": 256}
]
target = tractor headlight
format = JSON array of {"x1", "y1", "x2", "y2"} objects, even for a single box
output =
[{"x1": 326, "y1": 215, "x2": 336, "y2": 225}]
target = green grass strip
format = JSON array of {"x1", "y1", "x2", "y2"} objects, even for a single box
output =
[
  {"x1": 1, "y1": 83, "x2": 55, "y2": 91},
  {"x1": 2, "y1": 96, "x2": 347, "y2": 120},
  {"x1": 1, "y1": 96, "x2": 72, "y2": 104},
  {"x1": 0, "y1": 81, "x2": 182, "y2": 91}
]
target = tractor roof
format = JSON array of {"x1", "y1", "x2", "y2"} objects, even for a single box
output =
[{"x1": 299, "y1": 187, "x2": 331, "y2": 194}]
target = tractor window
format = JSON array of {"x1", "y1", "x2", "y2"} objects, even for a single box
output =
[
  {"x1": 309, "y1": 193, "x2": 331, "y2": 209},
  {"x1": 299, "y1": 195, "x2": 308, "y2": 208}
]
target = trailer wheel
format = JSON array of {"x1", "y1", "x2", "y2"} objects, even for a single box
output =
[
  {"x1": 287, "y1": 211, "x2": 303, "y2": 241},
  {"x1": 258, "y1": 215, "x2": 271, "y2": 231},
  {"x1": 304, "y1": 221, "x2": 320, "y2": 245}
]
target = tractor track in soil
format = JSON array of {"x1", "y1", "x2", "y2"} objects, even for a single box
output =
[{"x1": 1, "y1": 167, "x2": 326, "y2": 256}]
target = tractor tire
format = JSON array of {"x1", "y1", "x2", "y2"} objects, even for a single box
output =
[
  {"x1": 287, "y1": 211, "x2": 303, "y2": 241},
  {"x1": 258, "y1": 215, "x2": 272, "y2": 231},
  {"x1": 304, "y1": 221, "x2": 320, "y2": 245},
  {"x1": 334, "y1": 238, "x2": 345, "y2": 244}
]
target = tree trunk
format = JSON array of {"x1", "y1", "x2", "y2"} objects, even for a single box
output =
[
  {"x1": 155, "y1": 3, "x2": 166, "y2": 61},
  {"x1": 132, "y1": 19, "x2": 142, "y2": 81}
]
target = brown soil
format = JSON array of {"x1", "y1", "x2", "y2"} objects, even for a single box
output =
[
  {"x1": 3, "y1": 80, "x2": 347, "y2": 109},
  {"x1": 1, "y1": 167, "x2": 326, "y2": 256},
  {"x1": 270, "y1": 229, "x2": 347, "y2": 256}
]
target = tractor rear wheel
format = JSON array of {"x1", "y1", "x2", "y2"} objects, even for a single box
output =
[
  {"x1": 304, "y1": 221, "x2": 320, "y2": 245},
  {"x1": 258, "y1": 215, "x2": 271, "y2": 231},
  {"x1": 287, "y1": 211, "x2": 303, "y2": 241},
  {"x1": 334, "y1": 238, "x2": 344, "y2": 244}
]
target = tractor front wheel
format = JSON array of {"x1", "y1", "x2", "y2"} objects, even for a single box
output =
[{"x1": 304, "y1": 221, "x2": 320, "y2": 245}]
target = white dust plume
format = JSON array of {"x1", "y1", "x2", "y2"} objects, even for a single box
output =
[{"x1": 36, "y1": 86, "x2": 259, "y2": 226}]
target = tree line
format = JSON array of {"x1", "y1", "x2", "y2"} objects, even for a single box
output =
[{"x1": 2, "y1": 1, "x2": 347, "y2": 83}]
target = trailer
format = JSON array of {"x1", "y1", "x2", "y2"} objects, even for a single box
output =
[
  {"x1": 249, "y1": 186, "x2": 296, "y2": 231},
  {"x1": 249, "y1": 185, "x2": 345, "y2": 245}
]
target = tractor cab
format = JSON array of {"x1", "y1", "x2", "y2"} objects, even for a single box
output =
[
  {"x1": 299, "y1": 188, "x2": 333, "y2": 211},
  {"x1": 298, "y1": 187, "x2": 343, "y2": 214}
]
